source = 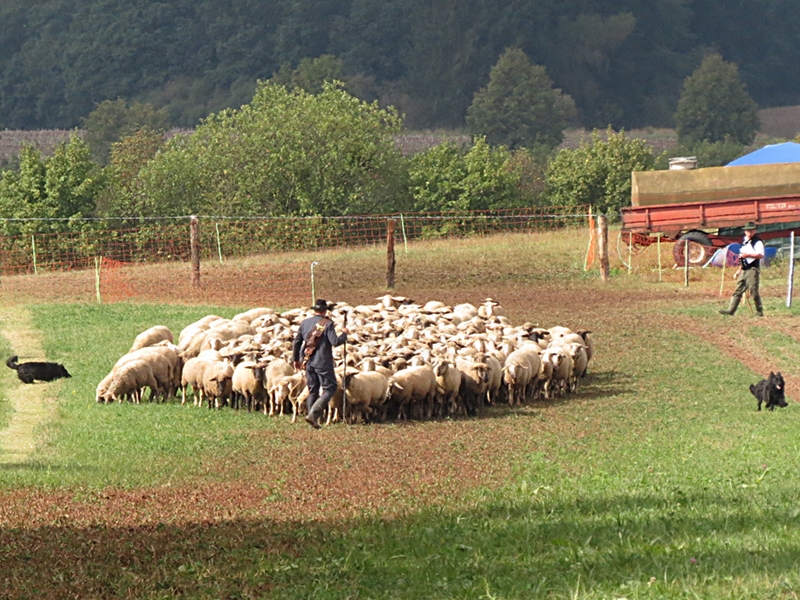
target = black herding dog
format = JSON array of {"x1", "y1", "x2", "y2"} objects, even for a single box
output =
[
  {"x1": 750, "y1": 371, "x2": 787, "y2": 411},
  {"x1": 6, "y1": 355, "x2": 71, "y2": 384}
]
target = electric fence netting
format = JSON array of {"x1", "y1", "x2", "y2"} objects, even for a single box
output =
[{"x1": 0, "y1": 206, "x2": 589, "y2": 306}]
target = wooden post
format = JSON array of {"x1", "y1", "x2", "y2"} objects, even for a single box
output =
[
  {"x1": 597, "y1": 215, "x2": 609, "y2": 282},
  {"x1": 190, "y1": 216, "x2": 200, "y2": 288},
  {"x1": 787, "y1": 232, "x2": 795, "y2": 308},
  {"x1": 95, "y1": 256, "x2": 102, "y2": 304},
  {"x1": 684, "y1": 239, "x2": 689, "y2": 287},
  {"x1": 387, "y1": 218, "x2": 396, "y2": 288},
  {"x1": 657, "y1": 233, "x2": 663, "y2": 282}
]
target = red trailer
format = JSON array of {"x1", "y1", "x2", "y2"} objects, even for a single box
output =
[{"x1": 620, "y1": 164, "x2": 800, "y2": 266}]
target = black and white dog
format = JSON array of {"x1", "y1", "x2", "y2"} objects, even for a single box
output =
[
  {"x1": 750, "y1": 371, "x2": 787, "y2": 411},
  {"x1": 6, "y1": 355, "x2": 71, "y2": 384}
]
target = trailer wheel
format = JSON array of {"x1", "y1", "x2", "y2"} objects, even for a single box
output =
[{"x1": 673, "y1": 232, "x2": 714, "y2": 267}]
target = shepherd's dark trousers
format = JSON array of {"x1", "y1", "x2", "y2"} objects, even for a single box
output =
[
  {"x1": 305, "y1": 366, "x2": 338, "y2": 420},
  {"x1": 732, "y1": 268, "x2": 763, "y2": 314}
]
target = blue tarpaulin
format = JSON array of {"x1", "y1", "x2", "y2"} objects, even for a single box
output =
[{"x1": 726, "y1": 142, "x2": 800, "y2": 166}]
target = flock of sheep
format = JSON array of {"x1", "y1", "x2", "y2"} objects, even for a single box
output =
[{"x1": 96, "y1": 295, "x2": 594, "y2": 425}]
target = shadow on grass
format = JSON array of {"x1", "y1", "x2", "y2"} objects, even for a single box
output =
[{"x1": 2, "y1": 485, "x2": 799, "y2": 598}]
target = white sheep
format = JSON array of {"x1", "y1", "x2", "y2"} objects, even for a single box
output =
[
  {"x1": 129, "y1": 325, "x2": 174, "y2": 353},
  {"x1": 268, "y1": 371, "x2": 307, "y2": 422},
  {"x1": 433, "y1": 359, "x2": 462, "y2": 417},
  {"x1": 343, "y1": 371, "x2": 390, "y2": 424},
  {"x1": 387, "y1": 365, "x2": 437, "y2": 421},
  {"x1": 231, "y1": 359, "x2": 265, "y2": 412}
]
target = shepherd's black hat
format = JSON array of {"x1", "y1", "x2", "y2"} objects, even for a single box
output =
[
  {"x1": 312, "y1": 298, "x2": 335, "y2": 312},
  {"x1": 743, "y1": 221, "x2": 757, "y2": 230}
]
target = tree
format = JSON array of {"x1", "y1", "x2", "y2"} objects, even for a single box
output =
[
  {"x1": 137, "y1": 81, "x2": 406, "y2": 217},
  {"x1": 545, "y1": 129, "x2": 656, "y2": 215},
  {"x1": 271, "y1": 55, "x2": 345, "y2": 94},
  {"x1": 95, "y1": 127, "x2": 165, "y2": 219},
  {"x1": 83, "y1": 99, "x2": 169, "y2": 164},
  {"x1": 408, "y1": 137, "x2": 529, "y2": 212},
  {"x1": 466, "y1": 48, "x2": 576, "y2": 151},
  {"x1": 0, "y1": 135, "x2": 100, "y2": 234},
  {"x1": 674, "y1": 53, "x2": 759, "y2": 147}
]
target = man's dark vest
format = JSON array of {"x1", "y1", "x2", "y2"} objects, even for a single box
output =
[{"x1": 740, "y1": 234, "x2": 762, "y2": 270}]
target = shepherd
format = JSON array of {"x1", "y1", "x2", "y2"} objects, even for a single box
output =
[
  {"x1": 292, "y1": 299, "x2": 349, "y2": 429},
  {"x1": 719, "y1": 221, "x2": 765, "y2": 317}
]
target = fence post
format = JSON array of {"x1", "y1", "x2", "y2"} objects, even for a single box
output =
[
  {"x1": 310, "y1": 261, "x2": 319, "y2": 305},
  {"x1": 31, "y1": 235, "x2": 38, "y2": 275},
  {"x1": 787, "y1": 232, "x2": 795, "y2": 308},
  {"x1": 684, "y1": 240, "x2": 689, "y2": 287},
  {"x1": 657, "y1": 233, "x2": 663, "y2": 282},
  {"x1": 400, "y1": 214, "x2": 408, "y2": 254},
  {"x1": 387, "y1": 218, "x2": 396, "y2": 289},
  {"x1": 627, "y1": 232, "x2": 633, "y2": 275},
  {"x1": 190, "y1": 216, "x2": 200, "y2": 288},
  {"x1": 597, "y1": 215, "x2": 609, "y2": 282},
  {"x1": 95, "y1": 257, "x2": 102, "y2": 304},
  {"x1": 215, "y1": 222, "x2": 223, "y2": 263}
]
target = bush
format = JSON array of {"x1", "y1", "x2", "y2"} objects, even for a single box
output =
[
  {"x1": 545, "y1": 128, "x2": 656, "y2": 216},
  {"x1": 408, "y1": 137, "x2": 532, "y2": 212}
]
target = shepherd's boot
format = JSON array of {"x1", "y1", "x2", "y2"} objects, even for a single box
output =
[
  {"x1": 719, "y1": 296, "x2": 740, "y2": 315},
  {"x1": 754, "y1": 296, "x2": 764, "y2": 317}
]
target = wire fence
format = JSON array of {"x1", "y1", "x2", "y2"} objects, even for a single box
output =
[{"x1": 0, "y1": 206, "x2": 589, "y2": 306}]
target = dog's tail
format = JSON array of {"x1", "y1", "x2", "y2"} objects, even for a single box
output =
[
  {"x1": 749, "y1": 384, "x2": 757, "y2": 396},
  {"x1": 5, "y1": 355, "x2": 19, "y2": 370}
]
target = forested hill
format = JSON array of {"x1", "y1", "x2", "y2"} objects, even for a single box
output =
[{"x1": 2, "y1": 0, "x2": 799, "y2": 132}]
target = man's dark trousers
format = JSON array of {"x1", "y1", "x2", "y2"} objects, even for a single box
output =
[{"x1": 305, "y1": 365, "x2": 338, "y2": 421}]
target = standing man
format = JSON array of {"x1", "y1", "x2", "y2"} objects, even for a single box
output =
[
  {"x1": 719, "y1": 221, "x2": 765, "y2": 317},
  {"x1": 293, "y1": 299, "x2": 349, "y2": 428}
]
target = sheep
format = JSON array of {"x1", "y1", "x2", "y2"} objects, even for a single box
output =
[
  {"x1": 268, "y1": 371, "x2": 307, "y2": 422},
  {"x1": 483, "y1": 354, "x2": 504, "y2": 405},
  {"x1": 563, "y1": 343, "x2": 589, "y2": 392},
  {"x1": 252, "y1": 358, "x2": 295, "y2": 416},
  {"x1": 201, "y1": 359, "x2": 234, "y2": 409},
  {"x1": 386, "y1": 365, "x2": 437, "y2": 421},
  {"x1": 433, "y1": 359, "x2": 462, "y2": 417},
  {"x1": 502, "y1": 348, "x2": 537, "y2": 405},
  {"x1": 102, "y1": 359, "x2": 159, "y2": 404},
  {"x1": 575, "y1": 329, "x2": 594, "y2": 364},
  {"x1": 177, "y1": 315, "x2": 224, "y2": 352},
  {"x1": 232, "y1": 307, "x2": 274, "y2": 323},
  {"x1": 231, "y1": 359, "x2": 265, "y2": 412},
  {"x1": 342, "y1": 371, "x2": 390, "y2": 424},
  {"x1": 541, "y1": 346, "x2": 573, "y2": 399},
  {"x1": 455, "y1": 358, "x2": 490, "y2": 416},
  {"x1": 112, "y1": 347, "x2": 176, "y2": 402},
  {"x1": 181, "y1": 353, "x2": 222, "y2": 406},
  {"x1": 106, "y1": 301, "x2": 597, "y2": 422},
  {"x1": 129, "y1": 325, "x2": 174, "y2": 353}
]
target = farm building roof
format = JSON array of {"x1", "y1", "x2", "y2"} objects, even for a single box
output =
[{"x1": 727, "y1": 141, "x2": 800, "y2": 166}]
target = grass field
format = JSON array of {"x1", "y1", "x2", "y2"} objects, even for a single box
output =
[{"x1": 0, "y1": 228, "x2": 799, "y2": 598}]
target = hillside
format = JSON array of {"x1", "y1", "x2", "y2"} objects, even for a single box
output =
[{"x1": 2, "y1": 1, "x2": 800, "y2": 132}]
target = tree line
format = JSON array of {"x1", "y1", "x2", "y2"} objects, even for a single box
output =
[
  {"x1": 2, "y1": 50, "x2": 763, "y2": 236},
  {"x1": 1, "y1": 0, "x2": 799, "y2": 132}
]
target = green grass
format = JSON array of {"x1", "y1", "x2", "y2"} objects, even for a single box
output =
[
  {"x1": 2, "y1": 230, "x2": 800, "y2": 598},
  {"x1": 0, "y1": 302, "x2": 283, "y2": 488}
]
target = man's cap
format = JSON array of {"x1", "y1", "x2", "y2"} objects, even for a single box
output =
[
  {"x1": 743, "y1": 221, "x2": 757, "y2": 230},
  {"x1": 312, "y1": 298, "x2": 335, "y2": 312}
]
